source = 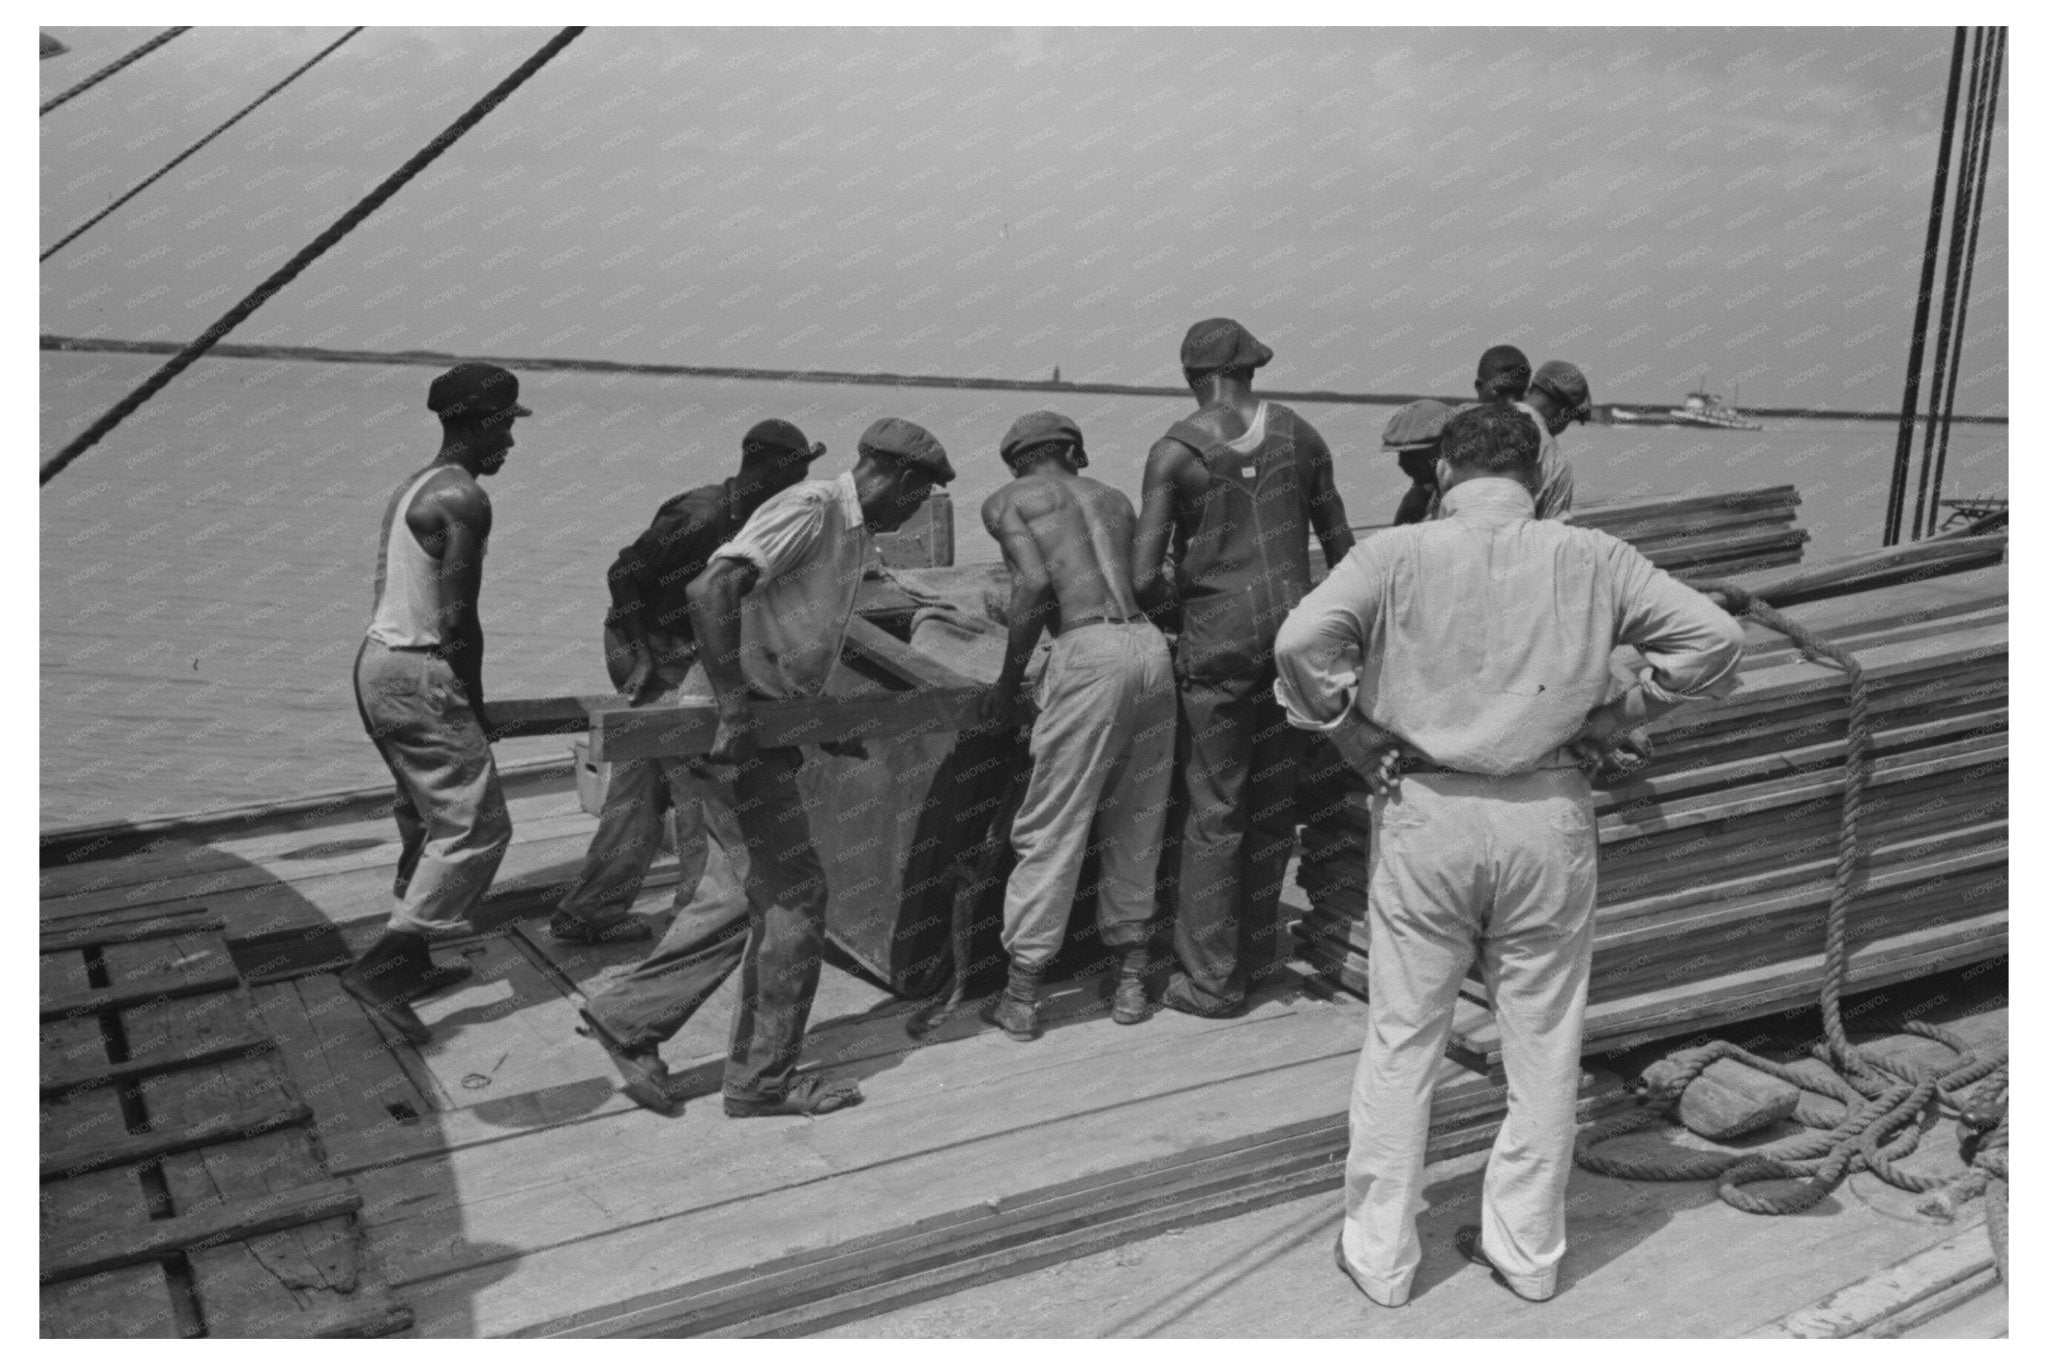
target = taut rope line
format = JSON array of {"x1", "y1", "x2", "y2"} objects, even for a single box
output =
[
  {"x1": 41, "y1": 28, "x2": 366, "y2": 263},
  {"x1": 39, "y1": 26, "x2": 587, "y2": 489},
  {"x1": 40, "y1": 27, "x2": 191, "y2": 116}
]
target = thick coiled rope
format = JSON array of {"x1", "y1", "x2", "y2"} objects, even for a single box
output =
[{"x1": 1576, "y1": 581, "x2": 2008, "y2": 1254}]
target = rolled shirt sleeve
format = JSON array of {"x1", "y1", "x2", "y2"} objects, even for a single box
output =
[{"x1": 710, "y1": 484, "x2": 826, "y2": 586}]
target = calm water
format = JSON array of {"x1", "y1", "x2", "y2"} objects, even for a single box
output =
[{"x1": 40, "y1": 351, "x2": 2007, "y2": 829}]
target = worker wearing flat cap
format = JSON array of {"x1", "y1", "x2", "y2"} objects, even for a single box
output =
[
  {"x1": 579, "y1": 418, "x2": 954, "y2": 1119},
  {"x1": 1427, "y1": 345, "x2": 1578, "y2": 523},
  {"x1": 1382, "y1": 399, "x2": 1452, "y2": 527},
  {"x1": 341, "y1": 362, "x2": 532, "y2": 1042},
  {"x1": 549, "y1": 419, "x2": 826, "y2": 948},
  {"x1": 1131, "y1": 319, "x2": 1356, "y2": 1018},
  {"x1": 977, "y1": 411, "x2": 1175, "y2": 1039}
]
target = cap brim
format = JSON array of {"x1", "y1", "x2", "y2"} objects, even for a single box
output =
[
  {"x1": 1384, "y1": 440, "x2": 1438, "y2": 453},
  {"x1": 509, "y1": 402, "x2": 534, "y2": 417}
]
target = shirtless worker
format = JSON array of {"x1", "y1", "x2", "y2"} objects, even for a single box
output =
[
  {"x1": 547, "y1": 420, "x2": 824, "y2": 945},
  {"x1": 976, "y1": 412, "x2": 1176, "y2": 1039},
  {"x1": 1133, "y1": 318, "x2": 1356, "y2": 1018},
  {"x1": 578, "y1": 419, "x2": 954, "y2": 1117},
  {"x1": 340, "y1": 363, "x2": 529, "y2": 1042}
]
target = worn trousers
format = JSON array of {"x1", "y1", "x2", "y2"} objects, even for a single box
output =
[
  {"x1": 354, "y1": 640, "x2": 511, "y2": 936},
  {"x1": 1169, "y1": 669, "x2": 1307, "y2": 1008},
  {"x1": 581, "y1": 746, "x2": 831, "y2": 1103},
  {"x1": 1293, "y1": 733, "x2": 1373, "y2": 925},
  {"x1": 556, "y1": 757, "x2": 711, "y2": 925},
  {"x1": 1002, "y1": 622, "x2": 1176, "y2": 971},
  {"x1": 1338, "y1": 769, "x2": 1598, "y2": 1305}
]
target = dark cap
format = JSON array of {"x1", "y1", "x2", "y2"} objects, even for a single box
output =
[
  {"x1": 1180, "y1": 317, "x2": 1274, "y2": 374},
  {"x1": 1380, "y1": 399, "x2": 1453, "y2": 453},
  {"x1": 427, "y1": 362, "x2": 532, "y2": 421},
  {"x1": 859, "y1": 417, "x2": 955, "y2": 484},
  {"x1": 742, "y1": 418, "x2": 824, "y2": 464},
  {"x1": 1531, "y1": 360, "x2": 1593, "y2": 421},
  {"x1": 999, "y1": 410, "x2": 1085, "y2": 465}
]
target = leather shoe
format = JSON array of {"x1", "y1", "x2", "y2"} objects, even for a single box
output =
[
  {"x1": 578, "y1": 1008, "x2": 686, "y2": 1117},
  {"x1": 1453, "y1": 1225, "x2": 1552, "y2": 1302}
]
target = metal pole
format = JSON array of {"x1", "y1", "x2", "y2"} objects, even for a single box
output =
[
  {"x1": 1928, "y1": 26, "x2": 2005, "y2": 530},
  {"x1": 1910, "y1": 27, "x2": 1987, "y2": 542},
  {"x1": 1884, "y1": 29, "x2": 1967, "y2": 546}
]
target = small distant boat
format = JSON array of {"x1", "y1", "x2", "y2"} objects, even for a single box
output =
[{"x1": 1667, "y1": 389, "x2": 1764, "y2": 431}]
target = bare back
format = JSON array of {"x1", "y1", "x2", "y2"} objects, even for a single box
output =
[{"x1": 981, "y1": 471, "x2": 1140, "y2": 629}]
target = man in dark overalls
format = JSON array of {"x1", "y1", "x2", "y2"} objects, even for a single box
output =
[{"x1": 1133, "y1": 319, "x2": 1357, "y2": 1016}]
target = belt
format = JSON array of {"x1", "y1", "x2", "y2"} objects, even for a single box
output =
[
  {"x1": 1062, "y1": 609, "x2": 1144, "y2": 630},
  {"x1": 1394, "y1": 756, "x2": 1465, "y2": 777}
]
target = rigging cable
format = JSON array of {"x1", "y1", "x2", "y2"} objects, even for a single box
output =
[
  {"x1": 1923, "y1": 27, "x2": 2006, "y2": 540},
  {"x1": 1909, "y1": 27, "x2": 1990, "y2": 543},
  {"x1": 40, "y1": 26, "x2": 191, "y2": 117},
  {"x1": 41, "y1": 27, "x2": 365, "y2": 263},
  {"x1": 1882, "y1": 28, "x2": 1967, "y2": 548},
  {"x1": 39, "y1": 26, "x2": 586, "y2": 489}
]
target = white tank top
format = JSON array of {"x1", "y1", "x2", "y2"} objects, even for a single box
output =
[{"x1": 366, "y1": 468, "x2": 448, "y2": 648}]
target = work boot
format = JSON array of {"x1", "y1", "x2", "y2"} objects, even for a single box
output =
[
  {"x1": 578, "y1": 1008, "x2": 687, "y2": 1117},
  {"x1": 981, "y1": 961, "x2": 1044, "y2": 1041},
  {"x1": 338, "y1": 930, "x2": 435, "y2": 1044},
  {"x1": 1160, "y1": 971, "x2": 1247, "y2": 1020},
  {"x1": 1111, "y1": 948, "x2": 1152, "y2": 1025}
]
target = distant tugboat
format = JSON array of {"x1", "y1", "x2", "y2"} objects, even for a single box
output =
[{"x1": 1667, "y1": 387, "x2": 1764, "y2": 431}]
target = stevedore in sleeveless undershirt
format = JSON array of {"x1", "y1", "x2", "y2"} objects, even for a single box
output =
[
  {"x1": 1275, "y1": 403, "x2": 1745, "y2": 1308},
  {"x1": 975, "y1": 411, "x2": 1177, "y2": 1040},
  {"x1": 547, "y1": 420, "x2": 823, "y2": 946},
  {"x1": 1131, "y1": 318, "x2": 1357, "y2": 1018},
  {"x1": 340, "y1": 363, "x2": 529, "y2": 1042},
  {"x1": 576, "y1": 419, "x2": 954, "y2": 1118}
]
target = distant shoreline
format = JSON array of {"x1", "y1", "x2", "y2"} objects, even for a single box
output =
[{"x1": 40, "y1": 335, "x2": 2008, "y2": 426}]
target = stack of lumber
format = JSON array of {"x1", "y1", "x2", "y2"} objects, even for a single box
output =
[
  {"x1": 1575, "y1": 485, "x2": 1808, "y2": 578},
  {"x1": 1296, "y1": 548, "x2": 2008, "y2": 1066},
  {"x1": 1309, "y1": 484, "x2": 1813, "y2": 579}
]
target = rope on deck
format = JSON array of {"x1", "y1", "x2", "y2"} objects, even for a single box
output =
[
  {"x1": 1575, "y1": 583, "x2": 2008, "y2": 1252},
  {"x1": 39, "y1": 26, "x2": 586, "y2": 489},
  {"x1": 41, "y1": 27, "x2": 365, "y2": 263},
  {"x1": 40, "y1": 27, "x2": 190, "y2": 116}
]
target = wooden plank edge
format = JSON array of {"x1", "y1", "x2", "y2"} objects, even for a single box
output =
[
  {"x1": 42, "y1": 1100, "x2": 313, "y2": 1182},
  {"x1": 41, "y1": 910, "x2": 227, "y2": 954},
  {"x1": 41, "y1": 1035, "x2": 279, "y2": 1098},
  {"x1": 41, "y1": 1179, "x2": 362, "y2": 1284},
  {"x1": 1742, "y1": 1216, "x2": 1993, "y2": 1338}
]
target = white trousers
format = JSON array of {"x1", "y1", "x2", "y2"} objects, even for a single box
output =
[{"x1": 1338, "y1": 768, "x2": 1598, "y2": 1305}]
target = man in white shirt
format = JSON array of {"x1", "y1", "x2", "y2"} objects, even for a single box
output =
[
  {"x1": 578, "y1": 419, "x2": 954, "y2": 1118},
  {"x1": 1275, "y1": 403, "x2": 1743, "y2": 1307}
]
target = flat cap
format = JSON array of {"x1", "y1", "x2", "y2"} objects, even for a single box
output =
[
  {"x1": 859, "y1": 417, "x2": 955, "y2": 484},
  {"x1": 1531, "y1": 360, "x2": 1593, "y2": 420},
  {"x1": 742, "y1": 418, "x2": 825, "y2": 463},
  {"x1": 1180, "y1": 317, "x2": 1273, "y2": 373},
  {"x1": 999, "y1": 410, "x2": 1085, "y2": 464},
  {"x1": 1380, "y1": 399, "x2": 1454, "y2": 452},
  {"x1": 428, "y1": 362, "x2": 532, "y2": 420}
]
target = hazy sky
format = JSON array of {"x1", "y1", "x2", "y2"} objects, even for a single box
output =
[{"x1": 39, "y1": 25, "x2": 2008, "y2": 412}]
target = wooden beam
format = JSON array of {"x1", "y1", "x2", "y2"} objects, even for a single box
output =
[
  {"x1": 40, "y1": 909, "x2": 225, "y2": 955},
  {"x1": 41, "y1": 1035, "x2": 277, "y2": 1097},
  {"x1": 41, "y1": 1099, "x2": 311, "y2": 1181},
  {"x1": 39, "y1": 1178, "x2": 360, "y2": 1283},
  {"x1": 590, "y1": 684, "x2": 985, "y2": 764}
]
